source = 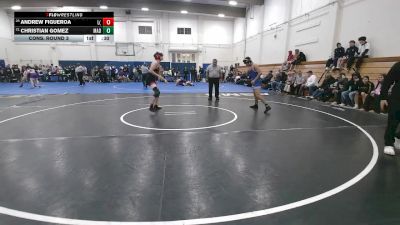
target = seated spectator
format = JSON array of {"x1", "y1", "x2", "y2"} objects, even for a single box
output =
[
  {"x1": 283, "y1": 71, "x2": 295, "y2": 93},
  {"x1": 300, "y1": 71, "x2": 317, "y2": 96},
  {"x1": 311, "y1": 73, "x2": 336, "y2": 101},
  {"x1": 291, "y1": 70, "x2": 305, "y2": 96},
  {"x1": 271, "y1": 70, "x2": 286, "y2": 92},
  {"x1": 340, "y1": 40, "x2": 359, "y2": 72},
  {"x1": 330, "y1": 70, "x2": 346, "y2": 104},
  {"x1": 261, "y1": 70, "x2": 273, "y2": 88},
  {"x1": 289, "y1": 49, "x2": 307, "y2": 71},
  {"x1": 362, "y1": 74, "x2": 385, "y2": 113},
  {"x1": 104, "y1": 64, "x2": 111, "y2": 77},
  {"x1": 111, "y1": 66, "x2": 117, "y2": 81},
  {"x1": 99, "y1": 68, "x2": 108, "y2": 83},
  {"x1": 354, "y1": 76, "x2": 374, "y2": 109},
  {"x1": 340, "y1": 73, "x2": 362, "y2": 107},
  {"x1": 91, "y1": 66, "x2": 100, "y2": 82},
  {"x1": 325, "y1": 43, "x2": 345, "y2": 70},
  {"x1": 354, "y1": 36, "x2": 370, "y2": 71},
  {"x1": 123, "y1": 65, "x2": 131, "y2": 81},
  {"x1": 117, "y1": 67, "x2": 128, "y2": 82},
  {"x1": 282, "y1": 51, "x2": 295, "y2": 71}
]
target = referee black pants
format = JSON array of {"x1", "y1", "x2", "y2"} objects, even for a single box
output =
[
  {"x1": 208, "y1": 78, "x2": 220, "y2": 99},
  {"x1": 77, "y1": 72, "x2": 85, "y2": 86},
  {"x1": 384, "y1": 99, "x2": 400, "y2": 146}
]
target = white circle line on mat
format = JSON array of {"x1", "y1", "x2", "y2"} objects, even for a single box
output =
[
  {"x1": 0, "y1": 96, "x2": 379, "y2": 225},
  {"x1": 120, "y1": 105, "x2": 238, "y2": 131}
]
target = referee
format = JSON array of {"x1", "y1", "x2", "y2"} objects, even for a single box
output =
[
  {"x1": 75, "y1": 63, "x2": 87, "y2": 86},
  {"x1": 206, "y1": 59, "x2": 223, "y2": 101}
]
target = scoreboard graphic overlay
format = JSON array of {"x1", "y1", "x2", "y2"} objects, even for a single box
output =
[{"x1": 14, "y1": 12, "x2": 114, "y2": 43}]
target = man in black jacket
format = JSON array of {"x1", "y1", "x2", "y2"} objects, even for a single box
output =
[
  {"x1": 326, "y1": 43, "x2": 345, "y2": 70},
  {"x1": 290, "y1": 49, "x2": 306, "y2": 70},
  {"x1": 381, "y1": 62, "x2": 400, "y2": 156},
  {"x1": 345, "y1": 40, "x2": 359, "y2": 71},
  {"x1": 311, "y1": 73, "x2": 336, "y2": 101}
]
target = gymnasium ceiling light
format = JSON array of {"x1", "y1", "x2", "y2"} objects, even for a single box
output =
[
  {"x1": 11, "y1": 5, "x2": 21, "y2": 10},
  {"x1": 229, "y1": 1, "x2": 238, "y2": 6},
  {"x1": 141, "y1": 7, "x2": 149, "y2": 11},
  {"x1": 218, "y1": 13, "x2": 225, "y2": 17},
  {"x1": 181, "y1": 10, "x2": 188, "y2": 14},
  {"x1": 99, "y1": 5, "x2": 108, "y2": 9}
]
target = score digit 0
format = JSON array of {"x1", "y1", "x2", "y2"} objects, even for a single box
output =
[{"x1": 102, "y1": 18, "x2": 114, "y2": 26}]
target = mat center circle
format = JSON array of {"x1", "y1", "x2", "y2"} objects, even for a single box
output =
[{"x1": 120, "y1": 104, "x2": 238, "y2": 131}]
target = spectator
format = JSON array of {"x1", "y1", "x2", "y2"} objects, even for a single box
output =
[
  {"x1": 355, "y1": 36, "x2": 370, "y2": 71},
  {"x1": 354, "y1": 76, "x2": 374, "y2": 109},
  {"x1": 340, "y1": 73, "x2": 362, "y2": 107},
  {"x1": 301, "y1": 71, "x2": 317, "y2": 96},
  {"x1": 341, "y1": 40, "x2": 359, "y2": 71},
  {"x1": 190, "y1": 66, "x2": 197, "y2": 82},
  {"x1": 292, "y1": 71, "x2": 305, "y2": 96},
  {"x1": 117, "y1": 66, "x2": 128, "y2": 82},
  {"x1": 325, "y1": 43, "x2": 345, "y2": 70},
  {"x1": 11, "y1": 64, "x2": 21, "y2": 82},
  {"x1": 5, "y1": 65, "x2": 12, "y2": 81},
  {"x1": 261, "y1": 70, "x2": 274, "y2": 88},
  {"x1": 19, "y1": 67, "x2": 29, "y2": 87},
  {"x1": 271, "y1": 70, "x2": 285, "y2": 92},
  {"x1": 289, "y1": 49, "x2": 307, "y2": 71},
  {"x1": 104, "y1": 64, "x2": 111, "y2": 77},
  {"x1": 123, "y1": 65, "x2": 130, "y2": 81},
  {"x1": 331, "y1": 72, "x2": 349, "y2": 105},
  {"x1": 0, "y1": 66, "x2": 5, "y2": 82},
  {"x1": 311, "y1": 73, "x2": 336, "y2": 101},
  {"x1": 99, "y1": 68, "x2": 108, "y2": 83},
  {"x1": 283, "y1": 71, "x2": 295, "y2": 93},
  {"x1": 363, "y1": 74, "x2": 385, "y2": 113},
  {"x1": 198, "y1": 66, "x2": 204, "y2": 81},
  {"x1": 282, "y1": 50, "x2": 295, "y2": 71},
  {"x1": 183, "y1": 66, "x2": 189, "y2": 80},
  {"x1": 91, "y1": 66, "x2": 99, "y2": 82}
]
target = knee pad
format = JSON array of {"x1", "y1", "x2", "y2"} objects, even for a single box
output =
[{"x1": 153, "y1": 87, "x2": 160, "y2": 98}]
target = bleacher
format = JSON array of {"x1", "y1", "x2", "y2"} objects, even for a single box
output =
[{"x1": 238, "y1": 56, "x2": 400, "y2": 83}]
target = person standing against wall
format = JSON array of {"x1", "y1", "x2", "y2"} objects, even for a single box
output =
[
  {"x1": 190, "y1": 66, "x2": 197, "y2": 82},
  {"x1": 206, "y1": 59, "x2": 222, "y2": 101},
  {"x1": 183, "y1": 66, "x2": 189, "y2": 80}
]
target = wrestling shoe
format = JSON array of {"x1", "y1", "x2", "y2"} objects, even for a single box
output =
[
  {"x1": 250, "y1": 104, "x2": 259, "y2": 109},
  {"x1": 264, "y1": 104, "x2": 271, "y2": 114}
]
